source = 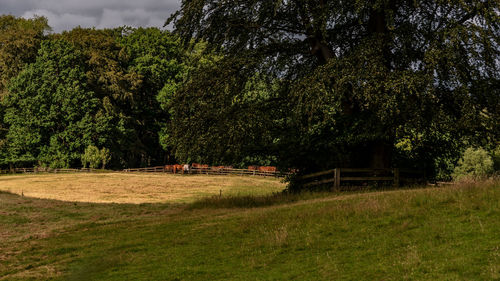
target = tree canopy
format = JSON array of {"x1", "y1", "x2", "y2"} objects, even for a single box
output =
[
  {"x1": 0, "y1": 15, "x2": 50, "y2": 97},
  {"x1": 168, "y1": 0, "x2": 500, "y2": 173},
  {"x1": 2, "y1": 39, "x2": 105, "y2": 168},
  {"x1": 0, "y1": 7, "x2": 497, "y2": 181},
  {"x1": 0, "y1": 15, "x2": 50, "y2": 158},
  {"x1": 0, "y1": 20, "x2": 196, "y2": 169}
]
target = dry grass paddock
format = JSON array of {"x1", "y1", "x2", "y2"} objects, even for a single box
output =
[{"x1": 0, "y1": 173, "x2": 286, "y2": 204}]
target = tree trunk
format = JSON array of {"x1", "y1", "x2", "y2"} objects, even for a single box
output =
[
  {"x1": 364, "y1": 5, "x2": 394, "y2": 169},
  {"x1": 369, "y1": 140, "x2": 393, "y2": 169}
]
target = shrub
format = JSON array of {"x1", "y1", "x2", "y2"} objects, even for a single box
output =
[
  {"x1": 81, "y1": 146, "x2": 99, "y2": 169},
  {"x1": 452, "y1": 147, "x2": 494, "y2": 181},
  {"x1": 100, "y1": 148, "x2": 111, "y2": 169},
  {"x1": 81, "y1": 146, "x2": 111, "y2": 169}
]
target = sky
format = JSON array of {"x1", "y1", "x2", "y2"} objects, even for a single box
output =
[{"x1": 0, "y1": 0, "x2": 181, "y2": 32}]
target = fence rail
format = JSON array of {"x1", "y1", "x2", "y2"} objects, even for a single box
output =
[
  {"x1": 297, "y1": 168, "x2": 425, "y2": 189},
  {"x1": 123, "y1": 166, "x2": 282, "y2": 177},
  {"x1": 0, "y1": 166, "x2": 282, "y2": 178},
  {"x1": 2, "y1": 166, "x2": 424, "y2": 185},
  {"x1": 0, "y1": 168, "x2": 95, "y2": 174},
  {"x1": 123, "y1": 166, "x2": 166, "y2": 173}
]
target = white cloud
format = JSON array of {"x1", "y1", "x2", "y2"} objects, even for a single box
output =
[
  {"x1": 1, "y1": 0, "x2": 180, "y2": 32},
  {"x1": 22, "y1": 9, "x2": 98, "y2": 32}
]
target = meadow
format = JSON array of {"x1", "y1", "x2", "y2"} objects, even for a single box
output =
[
  {"x1": 0, "y1": 173, "x2": 286, "y2": 204},
  {"x1": 0, "y1": 174, "x2": 499, "y2": 280}
]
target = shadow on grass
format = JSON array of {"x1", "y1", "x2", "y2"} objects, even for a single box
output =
[
  {"x1": 188, "y1": 191, "x2": 340, "y2": 210},
  {"x1": 187, "y1": 180, "x2": 495, "y2": 210},
  {"x1": 0, "y1": 189, "x2": 14, "y2": 195}
]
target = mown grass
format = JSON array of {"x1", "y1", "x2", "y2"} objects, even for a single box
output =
[
  {"x1": 0, "y1": 173, "x2": 286, "y2": 204},
  {"x1": 1, "y1": 180, "x2": 499, "y2": 280}
]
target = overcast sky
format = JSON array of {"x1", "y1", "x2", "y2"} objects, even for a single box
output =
[{"x1": 0, "y1": 0, "x2": 181, "y2": 32}]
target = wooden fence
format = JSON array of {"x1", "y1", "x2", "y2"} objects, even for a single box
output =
[
  {"x1": 122, "y1": 166, "x2": 167, "y2": 173},
  {"x1": 297, "y1": 168, "x2": 424, "y2": 189},
  {"x1": 0, "y1": 168, "x2": 94, "y2": 174},
  {"x1": 0, "y1": 166, "x2": 281, "y2": 177},
  {"x1": 123, "y1": 166, "x2": 282, "y2": 177},
  {"x1": 2, "y1": 166, "x2": 425, "y2": 186},
  {"x1": 190, "y1": 167, "x2": 281, "y2": 177}
]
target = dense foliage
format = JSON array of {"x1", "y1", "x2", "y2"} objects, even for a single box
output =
[
  {"x1": 453, "y1": 147, "x2": 495, "y2": 181},
  {"x1": 2, "y1": 40, "x2": 105, "y2": 168},
  {"x1": 169, "y1": 0, "x2": 500, "y2": 175},
  {"x1": 0, "y1": 16, "x2": 50, "y2": 162},
  {"x1": 81, "y1": 145, "x2": 111, "y2": 169},
  {"x1": 0, "y1": 5, "x2": 498, "y2": 180},
  {"x1": 0, "y1": 15, "x2": 50, "y2": 97},
  {"x1": 0, "y1": 15, "x2": 195, "y2": 169}
]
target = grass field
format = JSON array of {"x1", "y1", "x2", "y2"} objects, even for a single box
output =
[
  {"x1": 0, "y1": 175, "x2": 499, "y2": 280},
  {"x1": 0, "y1": 173, "x2": 286, "y2": 203}
]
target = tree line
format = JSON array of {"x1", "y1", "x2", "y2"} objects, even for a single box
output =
[
  {"x1": 0, "y1": 15, "x2": 212, "y2": 169},
  {"x1": 1, "y1": 0, "x2": 499, "y2": 183}
]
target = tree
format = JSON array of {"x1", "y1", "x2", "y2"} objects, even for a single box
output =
[
  {"x1": 119, "y1": 27, "x2": 187, "y2": 165},
  {"x1": 0, "y1": 15, "x2": 50, "y2": 97},
  {"x1": 81, "y1": 145, "x2": 100, "y2": 169},
  {"x1": 56, "y1": 27, "x2": 187, "y2": 168},
  {"x1": 81, "y1": 145, "x2": 111, "y2": 169},
  {"x1": 100, "y1": 147, "x2": 111, "y2": 169},
  {"x1": 55, "y1": 27, "x2": 143, "y2": 168},
  {"x1": 0, "y1": 15, "x2": 50, "y2": 167},
  {"x1": 169, "y1": 0, "x2": 499, "y2": 173},
  {"x1": 2, "y1": 39, "x2": 110, "y2": 168},
  {"x1": 167, "y1": 58, "x2": 283, "y2": 166}
]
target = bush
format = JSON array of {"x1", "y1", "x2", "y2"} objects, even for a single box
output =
[
  {"x1": 100, "y1": 148, "x2": 111, "y2": 169},
  {"x1": 81, "y1": 146, "x2": 111, "y2": 169},
  {"x1": 452, "y1": 147, "x2": 494, "y2": 181}
]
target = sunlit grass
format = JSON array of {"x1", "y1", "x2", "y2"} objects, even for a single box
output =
[
  {"x1": 0, "y1": 173, "x2": 285, "y2": 204},
  {"x1": 0, "y1": 180, "x2": 499, "y2": 280}
]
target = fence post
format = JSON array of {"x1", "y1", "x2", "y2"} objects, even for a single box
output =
[
  {"x1": 393, "y1": 168, "x2": 400, "y2": 188},
  {"x1": 334, "y1": 168, "x2": 341, "y2": 189}
]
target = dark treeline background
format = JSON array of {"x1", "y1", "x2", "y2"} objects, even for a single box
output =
[{"x1": 0, "y1": 0, "x2": 499, "y2": 182}]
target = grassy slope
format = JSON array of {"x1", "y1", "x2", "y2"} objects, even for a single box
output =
[{"x1": 1, "y1": 182, "x2": 499, "y2": 280}]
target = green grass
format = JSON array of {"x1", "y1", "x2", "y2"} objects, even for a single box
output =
[{"x1": 1, "y1": 181, "x2": 499, "y2": 280}]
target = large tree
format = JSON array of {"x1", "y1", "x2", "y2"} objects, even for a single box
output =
[
  {"x1": 0, "y1": 15, "x2": 50, "y2": 163},
  {"x1": 2, "y1": 40, "x2": 110, "y2": 168},
  {"x1": 55, "y1": 27, "x2": 187, "y2": 167},
  {"x1": 168, "y1": 0, "x2": 499, "y2": 172},
  {"x1": 119, "y1": 27, "x2": 187, "y2": 165},
  {"x1": 0, "y1": 15, "x2": 49, "y2": 97},
  {"x1": 54, "y1": 28, "x2": 136, "y2": 167}
]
